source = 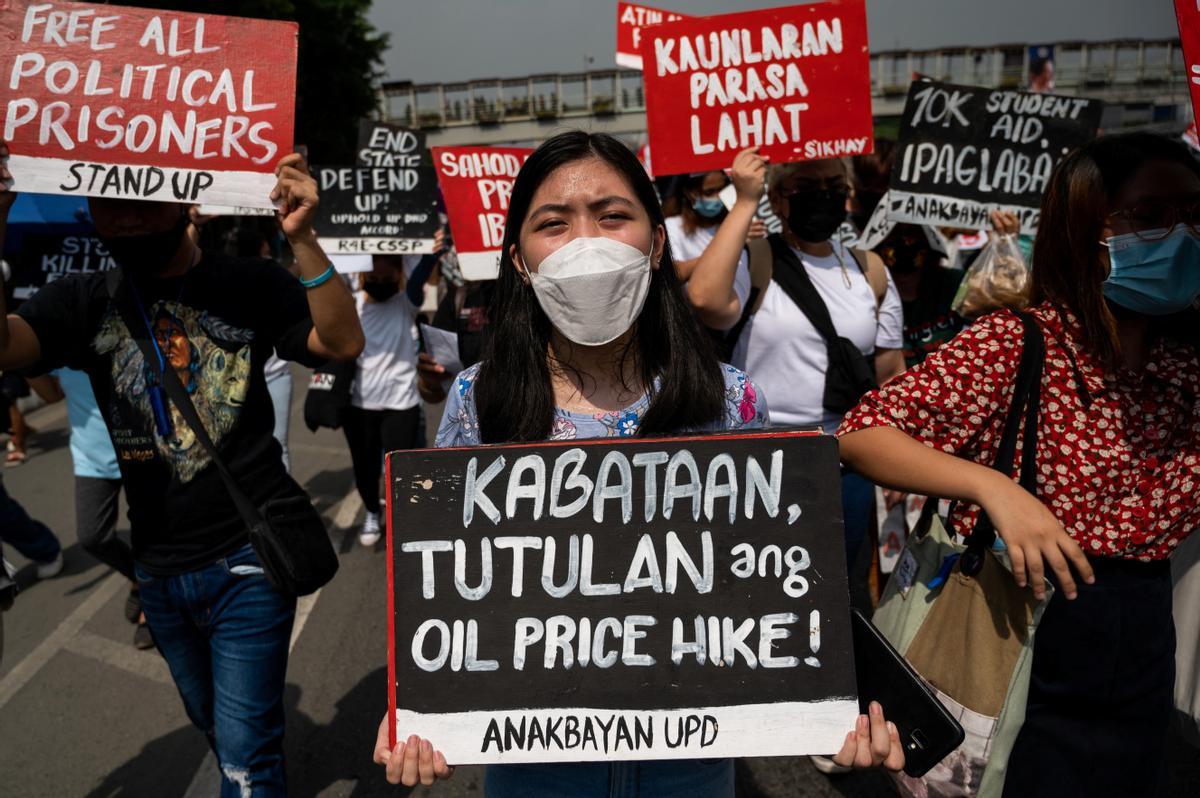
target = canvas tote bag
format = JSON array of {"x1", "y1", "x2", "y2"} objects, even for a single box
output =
[{"x1": 872, "y1": 311, "x2": 1053, "y2": 798}]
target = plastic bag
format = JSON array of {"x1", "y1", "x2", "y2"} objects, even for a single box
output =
[{"x1": 951, "y1": 233, "x2": 1030, "y2": 320}]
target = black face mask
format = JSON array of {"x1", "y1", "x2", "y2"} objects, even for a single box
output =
[
  {"x1": 786, "y1": 188, "x2": 848, "y2": 243},
  {"x1": 99, "y1": 214, "x2": 190, "y2": 277},
  {"x1": 363, "y1": 280, "x2": 400, "y2": 302}
]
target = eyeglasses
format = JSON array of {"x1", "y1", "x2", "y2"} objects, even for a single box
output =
[{"x1": 1106, "y1": 198, "x2": 1200, "y2": 241}]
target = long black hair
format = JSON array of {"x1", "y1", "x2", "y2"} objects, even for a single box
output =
[
  {"x1": 1031, "y1": 131, "x2": 1200, "y2": 366},
  {"x1": 474, "y1": 131, "x2": 726, "y2": 443}
]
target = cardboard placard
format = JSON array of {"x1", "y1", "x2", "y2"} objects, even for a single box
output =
[
  {"x1": 386, "y1": 431, "x2": 858, "y2": 764},
  {"x1": 312, "y1": 164, "x2": 439, "y2": 255},
  {"x1": 616, "y1": 2, "x2": 690, "y2": 71},
  {"x1": 9, "y1": 231, "x2": 113, "y2": 299},
  {"x1": 0, "y1": 0, "x2": 296, "y2": 209},
  {"x1": 432, "y1": 146, "x2": 532, "y2": 281},
  {"x1": 640, "y1": 0, "x2": 873, "y2": 177},
  {"x1": 887, "y1": 80, "x2": 1103, "y2": 234},
  {"x1": 1176, "y1": 0, "x2": 1200, "y2": 132}
]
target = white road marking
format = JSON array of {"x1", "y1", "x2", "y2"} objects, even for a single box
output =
[
  {"x1": 0, "y1": 572, "x2": 126, "y2": 710},
  {"x1": 289, "y1": 590, "x2": 320, "y2": 651},
  {"x1": 64, "y1": 630, "x2": 173, "y2": 686}
]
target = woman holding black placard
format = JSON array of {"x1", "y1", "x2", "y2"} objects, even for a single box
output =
[
  {"x1": 839, "y1": 131, "x2": 1200, "y2": 796},
  {"x1": 371, "y1": 130, "x2": 905, "y2": 795},
  {"x1": 687, "y1": 155, "x2": 906, "y2": 577}
]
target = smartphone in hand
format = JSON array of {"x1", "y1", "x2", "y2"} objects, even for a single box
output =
[{"x1": 852, "y1": 608, "x2": 966, "y2": 778}]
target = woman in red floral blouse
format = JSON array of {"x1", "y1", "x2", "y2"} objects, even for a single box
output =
[{"x1": 839, "y1": 131, "x2": 1200, "y2": 796}]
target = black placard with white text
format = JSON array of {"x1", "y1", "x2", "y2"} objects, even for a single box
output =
[
  {"x1": 386, "y1": 431, "x2": 858, "y2": 764},
  {"x1": 11, "y1": 233, "x2": 115, "y2": 300},
  {"x1": 888, "y1": 80, "x2": 1103, "y2": 234},
  {"x1": 314, "y1": 123, "x2": 438, "y2": 254}
]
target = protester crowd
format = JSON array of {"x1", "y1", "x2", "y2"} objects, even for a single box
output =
[{"x1": 1, "y1": 37, "x2": 1199, "y2": 798}]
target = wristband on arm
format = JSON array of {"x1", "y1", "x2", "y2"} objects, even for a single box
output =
[{"x1": 300, "y1": 264, "x2": 335, "y2": 289}]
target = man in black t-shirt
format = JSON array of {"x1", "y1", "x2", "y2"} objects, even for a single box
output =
[{"x1": 0, "y1": 140, "x2": 364, "y2": 795}]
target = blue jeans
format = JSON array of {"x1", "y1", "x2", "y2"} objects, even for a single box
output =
[
  {"x1": 0, "y1": 475, "x2": 60, "y2": 563},
  {"x1": 841, "y1": 470, "x2": 873, "y2": 569},
  {"x1": 485, "y1": 759, "x2": 734, "y2": 797},
  {"x1": 136, "y1": 544, "x2": 296, "y2": 798}
]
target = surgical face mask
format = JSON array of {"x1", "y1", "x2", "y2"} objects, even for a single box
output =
[
  {"x1": 1102, "y1": 224, "x2": 1200, "y2": 316},
  {"x1": 786, "y1": 188, "x2": 848, "y2": 243},
  {"x1": 99, "y1": 214, "x2": 190, "y2": 276},
  {"x1": 526, "y1": 236, "x2": 652, "y2": 347},
  {"x1": 692, "y1": 195, "x2": 726, "y2": 219}
]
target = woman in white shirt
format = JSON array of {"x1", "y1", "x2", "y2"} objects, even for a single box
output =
[
  {"x1": 344, "y1": 254, "x2": 427, "y2": 546},
  {"x1": 666, "y1": 169, "x2": 734, "y2": 280},
  {"x1": 688, "y1": 157, "x2": 906, "y2": 569},
  {"x1": 664, "y1": 151, "x2": 767, "y2": 332}
]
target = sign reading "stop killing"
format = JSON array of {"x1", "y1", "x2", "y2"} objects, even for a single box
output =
[{"x1": 385, "y1": 431, "x2": 858, "y2": 765}]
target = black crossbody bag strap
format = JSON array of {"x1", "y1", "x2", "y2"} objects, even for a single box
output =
[
  {"x1": 959, "y1": 311, "x2": 1045, "y2": 576},
  {"x1": 110, "y1": 274, "x2": 263, "y2": 532},
  {"x1": 765, "y1": 233, "x2": 842, "y2": 343}
]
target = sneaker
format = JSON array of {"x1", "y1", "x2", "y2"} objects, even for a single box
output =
[
  {"x1": 359, "y1": 511, "x2": 382, "y2": 547},
  {"x1": 35, "y1": 551, "x2": 64, "y2": 579},
  {"x1": 133, "y1": 621, "x2": 155, "y2": 650},
  {"x1": 809, "y1": 754, "x2": 852, "y2": 775}
]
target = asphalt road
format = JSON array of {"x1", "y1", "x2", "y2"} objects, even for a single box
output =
[{"x1": 0, "y1": 366, "x2": 1196, "y2": 797}]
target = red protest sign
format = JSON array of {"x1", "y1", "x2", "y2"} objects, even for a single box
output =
[
  {"x1": 616, "y1": 2, "x2": 690, "y2": 71},
  {"x1": 432, "y1": 145, "x2": 532, "y2": 281},
  {"x1": 640, "y1": 0, "x2": 873, "y2": 177},
  {"x1": 0, "y1": 0, "x2": 297, "y2": 209},
  {"x1": 1176, "y1": 0, "x2": 1200, "y2": 131}
]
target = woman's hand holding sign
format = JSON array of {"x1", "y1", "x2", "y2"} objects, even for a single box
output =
[
  {"x1": 272, "y1": 153, "x2": 321, "y2": 239},
  {"x1": 832, "y1": 701, "x2": 906, "y2": 771},
  {"x1": 374, "y1": 716, "x2": 454, "y2": 787},
  {"x1": 730, "y1": 146, "x2": 768, "y2": 207},
  {"x1": 372, "y1": 705, "x2": 906, "y2": 785},
  {"x1": 272, "y1": 151, "x2": 366, "y2": 363}
]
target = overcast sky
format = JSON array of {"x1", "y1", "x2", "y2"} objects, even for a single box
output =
[{"x1": 367, "y1": 0, "x2": 1177, "y2": 85}]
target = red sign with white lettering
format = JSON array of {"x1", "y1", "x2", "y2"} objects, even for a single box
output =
[
  {"x1": 432, "y1": 146, "x2": 532, "y2": 281},
  {"x1": 616, "y1": 2, "x2": 690, "y2": 71},
  {"x1": 0, "y1": 0, "x2": 296, "y2": 208},
  {"x1": 640, "y1": 0, "x2": 874, "y2": 177},
  {"x1": 1176, "y1": 0, "x2": 1200, "y2": 131}
]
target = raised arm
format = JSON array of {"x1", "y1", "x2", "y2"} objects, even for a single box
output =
[
  {"x1": 405, "y1": 229, "x2": 446, "y2": 307},
  {"x1": 684, "y1": 148, "x2": 766, "y2": 330},
  {"x1": 271, "y1": 154, "x2": 365, "y2": 362},
  {"x1": 0, "y1": 141, "x2": 45, "y2": 372}
]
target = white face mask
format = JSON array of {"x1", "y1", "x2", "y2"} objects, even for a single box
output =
[{"x1": 525, "y1": 236, "x2": 652, "y2": 347}]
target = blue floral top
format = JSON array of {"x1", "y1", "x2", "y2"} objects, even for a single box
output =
[{"x1": 435, "y1": 362, "x2": 769, "y2": 447}]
